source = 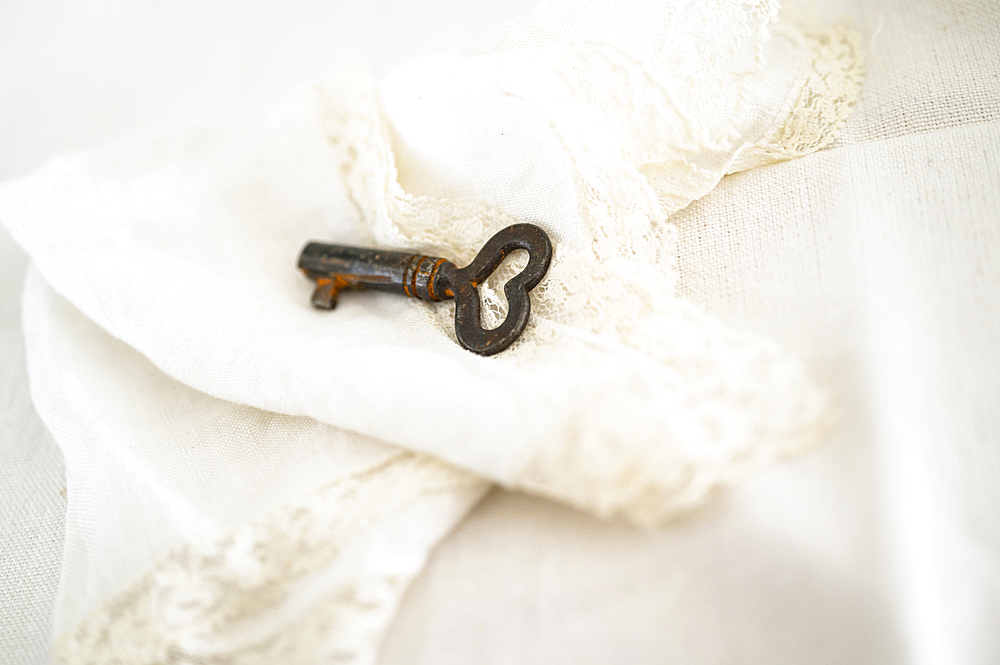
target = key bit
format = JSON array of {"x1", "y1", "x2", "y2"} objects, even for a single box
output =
[{"x1": 298, "y1": 223, "x2": 552, "y2": 356}]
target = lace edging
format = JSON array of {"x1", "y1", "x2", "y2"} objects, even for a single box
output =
[
  {"x1": 54, "y1": 453, "x2": 485, "y2": 664},
  {"x1": 309, "y1": 13, "x2": 860, "y2": 529},
  {"x1": 729, "y1": 23, "x2": 865, "y2": 171}
]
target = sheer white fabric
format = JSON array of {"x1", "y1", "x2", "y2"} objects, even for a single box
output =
[
  {"x1": 380, "y1": 2, "x2": 1000, "y2": 663},
  {"x1": 27, "y1": 4, "x2": 996, "y2": 662},
  {"x1": 23, "y1": 271, "x2": 488, "y2": 663},
  {"x1": 0, "y1": 1, "x2": 859, "y2": 530},
  {"x1": 0, "y1": 1, "x2": 1000, "y2": 665},
  {"x1": 0, "y1": 228, "x2": 65, "y2": 665}
]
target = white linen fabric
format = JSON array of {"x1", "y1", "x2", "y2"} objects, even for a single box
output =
[
  {"x1": 0, "y1": 1, "x2": 997, "y2": 665},
  {"x1": 0, "y1": 1, "x2": 868, "y2": 661},
  {"x1": 382, "y1": 119, "x2": 1000, "y2": 665},
  {"x1": 379, "y1": 1, "x2": 1000, "y2": 663},
  {"x1": 0, "y1": 0, "x2": 860, "y2": 529},
  {"x1": 22, "y1": 269, "x2": 488, "y2": 663}
]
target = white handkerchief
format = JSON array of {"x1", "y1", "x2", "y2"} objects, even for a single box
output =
[
  {"x1": 23, "y1": 270, "x2": 487, "y2": 663},
  {"x1": 1, "y1": 1, "x2": 861, "y2": 526},
  {"x1": 2, "y1": 2, "x2": 863, "y2": 660}
]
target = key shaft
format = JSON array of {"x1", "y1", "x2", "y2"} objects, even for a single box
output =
[{"x1": 298, "y1": 244, "x2": 454, "y2": 308}]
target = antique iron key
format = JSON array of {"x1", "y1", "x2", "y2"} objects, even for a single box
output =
[{"x1": 298, "y1": 223, "x2": 552, "y2": 356}]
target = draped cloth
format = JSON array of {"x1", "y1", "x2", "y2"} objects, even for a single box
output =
[{"x1": 0, "y1": 0, "x2": 872, "y2": 662}]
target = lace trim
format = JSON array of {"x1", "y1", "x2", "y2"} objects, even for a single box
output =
[
  {"x1": 729, "y1": 23, "x2": 864, "y2": 171},
  {"x1": 54, "y1": 453, "x2": 484, "y2": 664},
  {"x1": 502, "y1": 23, "x2": 859, "y2": 526},
  {"x1": 512, "y1": 314, "x2": 832, "y2": 527},
  {"x1": 308, "y1": 14, "x2": 859, "y2": 527},
  {"x1": 30, "y1": 11, "x2": 864, "y2": 665}
]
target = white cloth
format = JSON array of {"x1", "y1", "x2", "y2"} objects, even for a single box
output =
[
  {"x1": 0, "y1": 1, "x2": 863, "y2": 660},
  {"x1": 0, "y1": 1, "x2": 858, "y2": 529},
  {"x1": 0, "y1": 0, "x2": 539, "y2": 661},
  {"x1": 0, "y1": 227, "x2": 65, "y2": 665},
  {"x1": 2, "y1": 1, "x2": 998, "y2": 665},
  {"x1": 382, "y1": 118, "x2": 1000, "y2": 665},
  {"x1": 21, "y1": 269, "x2": 487, "y2": 662},
  {"x1": 380, "y1": 2, "x2": 1000, "y2": 663}
]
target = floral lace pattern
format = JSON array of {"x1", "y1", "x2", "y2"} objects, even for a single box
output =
[
  {"x1": 321, "y1": 8, "x2": 861, "y2": 525},
  {"x1": 55, "y1": 453, "x2": 485, "y2": 664},
  {"x1": 37, "y1": 5, "x2": 864, "y2": 663}
]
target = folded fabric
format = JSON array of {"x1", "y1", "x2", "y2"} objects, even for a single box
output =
[
  {"x1": 0, "y1": 1, "x2": 865, "y2": 662},
  {"x1": 1, "y1": 0, "x2": 861, "y2": 527},
  {"x1": 23, "y1": 270, "x2": 487, "y2": 663}
]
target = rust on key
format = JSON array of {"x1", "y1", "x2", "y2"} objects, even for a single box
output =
[{"x1": 297, "y1": 224, "x2": 552, "y2": 356}]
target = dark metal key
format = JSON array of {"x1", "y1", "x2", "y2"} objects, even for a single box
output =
[{"x1": 298, "y1": 223, "x2": 552, "y2": 356}]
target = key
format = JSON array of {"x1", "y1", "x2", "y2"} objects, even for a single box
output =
[{"x1": 298, "y1": 223, "x2": 552, "y2": 356}]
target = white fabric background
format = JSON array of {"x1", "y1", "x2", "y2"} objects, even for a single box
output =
[
  {"x1": 3, "y1": 8, "x2": 848, "y2": 662},
  {"x1": 21, "y1": 265, "x2": 489, "y2": 663},
  {"x1": 1, "y1": 1, "x2": 998, "y2": 664},
  {"x1": 381, "y1": 2, "x2": 1000, "y2": 663},
  {"x1": 0, "y1": 1, "x2": 534, "y2": 662},
  {"x1": 0, "y1": 0, "x2": 850, "y2": 531}
]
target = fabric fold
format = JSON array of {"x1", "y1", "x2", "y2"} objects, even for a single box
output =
[
  {"x1": 21, "y1": 269, "x2": 487, "y2": 664},
  {"x1": 1, "y1": 1, "x2": 861, "y2": 531}
]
